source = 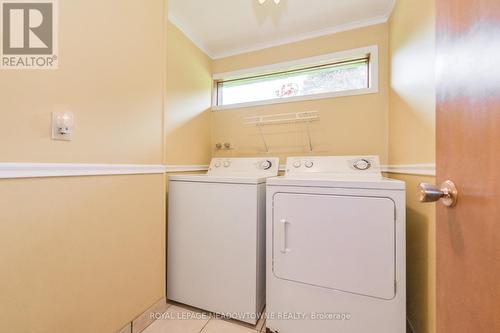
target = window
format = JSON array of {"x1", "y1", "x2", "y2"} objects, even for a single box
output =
[{"x1": 212, "y1": 46, "x2": 378, "y2": 110}]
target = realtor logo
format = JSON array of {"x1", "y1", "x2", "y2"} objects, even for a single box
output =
[{"x1": 1, "y1": 0, "x2": 58, "y2": 69}]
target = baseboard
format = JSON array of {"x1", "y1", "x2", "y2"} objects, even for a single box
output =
[
  {"x1": 117, "y1": 323, "x2": 132, "y2": 333},
  {"x1": 132, "y1": 298, "x2": 171, "y2": 333},
  {"x1": 407, "y1": 317, "x2": 417, "y2": 333},
  {"x1": 116, "y1": 298, "x2": 170, "y2": 333}
]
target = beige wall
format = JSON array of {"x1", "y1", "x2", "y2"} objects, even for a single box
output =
[
  {"x1": 390, "y1": 174, "x2": 436, "y2": 333},
  {"x1": 0, "y1": 0, "x2": 168, "y2": 332},
  {"x1": 0, "y1": 0, "x2": 166, "y2": 164},
  {"x1": 163, "y1": 21, "x2": 213, "y2": 292},
  {"x1": 389, "y1": 0, "x2": 436, "y2": 165},
  {"x1": 211, "y1": 24, "x2": 390, "y2": 163},
  {"x1": 0, "y1": 175, "x2": 166, "y2": 333},
  {"x1": 165, "y1": 22, "x2": 212, "y2": 165},
  {"x1": 389, "y1": 1, "x2": 437, "y2": 333}
]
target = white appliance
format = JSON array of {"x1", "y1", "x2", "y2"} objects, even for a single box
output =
[
  {"x1": 167, "y1": 157, "x2": 279, "y2": 324},
  {"x1": 266, "y1": 156, "x2": 406, "y2": 333}
]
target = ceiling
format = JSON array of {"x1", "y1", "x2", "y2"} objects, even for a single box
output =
[{"x1": 169, "y1": 0, "x2": 395, "y2": 59}]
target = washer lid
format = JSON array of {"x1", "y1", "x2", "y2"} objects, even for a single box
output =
[{"x1": 169, "y1": 174, "x2": 272, "y2": 184}]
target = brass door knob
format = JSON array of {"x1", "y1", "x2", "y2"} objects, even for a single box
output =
[{"x1": 419, "y1": 180, "x2": 458, "y2": 207}]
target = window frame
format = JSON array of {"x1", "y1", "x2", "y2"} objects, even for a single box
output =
[{"x1": 211, "y1": 45, "x2": 379, "y2": 111}]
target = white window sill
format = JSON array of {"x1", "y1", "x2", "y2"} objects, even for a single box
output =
[{"x1": 211, "y1": 87, "x2": 379, "y2": 111}]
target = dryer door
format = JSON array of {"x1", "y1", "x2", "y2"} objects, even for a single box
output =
[{"x1": 273, "y1": 193, "x2": 396, "y2": 300}]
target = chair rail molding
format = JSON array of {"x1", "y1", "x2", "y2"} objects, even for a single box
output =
[
  {"x1": 0, "y1": 163, "x2": 169, "y2": 179},
  {"x1": 164, "y1": 165, "x2": 210, "y2": 173},
  {"x1": 382, "y1": 163, "x2": 436, "y2": 176},
  {"x1": 0, "y1": 162, "x2": 434, "y2": 179}
]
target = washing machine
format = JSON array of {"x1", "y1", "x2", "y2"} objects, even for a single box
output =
[
  {"x1": 266, "y1": 156, "x2": 406, "y2": 333},
  {"x1": 167, "y1": 157, "x2": 279, "y2": 324}
]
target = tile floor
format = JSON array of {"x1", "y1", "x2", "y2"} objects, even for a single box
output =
[
  {"x1": 141, "y1": 301, "x2": 413, "y2": 333},
  {"x1": 142, "y1": 303, "x2": 266, "y2": 333}
]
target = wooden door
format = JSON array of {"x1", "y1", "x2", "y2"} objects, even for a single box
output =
[{"x1": 436, "y1": 0, "x2": 500, "y2": 332}]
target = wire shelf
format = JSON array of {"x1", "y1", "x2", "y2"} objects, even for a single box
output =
[{"x1": 244, "y1": 111, "x2": 320, "y2": 152}]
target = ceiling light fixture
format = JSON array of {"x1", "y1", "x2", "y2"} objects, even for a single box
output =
[{"x1": 258, "y1": 0, "x2": 281, "y2": 5}]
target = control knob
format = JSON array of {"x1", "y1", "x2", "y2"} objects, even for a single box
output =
[
  {"x1": 353, "y1": 159, "x2": 371, "y2": 170},
  {"x1": 260, "y1": 160, "x2": 272, "y2": 170}
]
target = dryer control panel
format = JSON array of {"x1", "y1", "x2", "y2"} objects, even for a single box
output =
[
  {"x1": 208, "y1": 157, "x2": 280, "y2": 177},
  {"x1": 285, "y1": 156, "x2": 382, "y2": 179}
]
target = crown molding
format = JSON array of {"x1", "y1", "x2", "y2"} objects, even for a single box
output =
[
  {"x1": 169, "y1": 2, "x2": 396, "y2": 60},
  {"x1": 211, "y1": 15, "x2": 390, "y2": 60},
  {"x1": 386, "y1": 0, "x2": 397, "y2": 21},
  {"x1": 167, "y1": 13, "x2": 215, "y2": 58}
]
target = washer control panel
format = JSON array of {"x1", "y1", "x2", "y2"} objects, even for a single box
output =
[
  {"x1": 208, "y1": 157, "x2": 280, "y2": 176},
  {"x1": 285, "y1": 156, "x2": 381, "y2": 178}
]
